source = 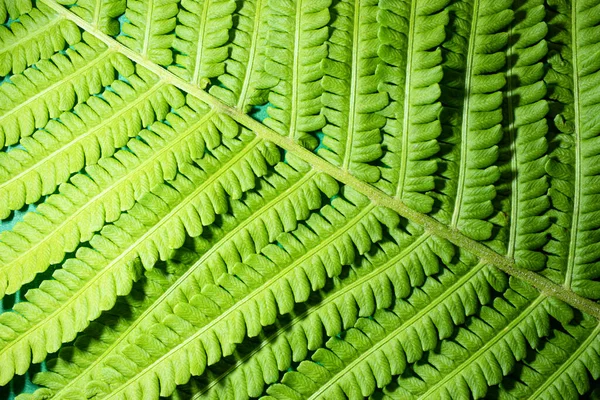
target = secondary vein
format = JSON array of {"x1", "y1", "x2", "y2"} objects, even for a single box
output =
[
  {"x1": 565, "y1": 5, "x2": 581, "y2": 290},
  {"x1": 395, "y1": 0, "x2": 417, "y2": 198},
  {"x1": 451, "y1": 0, "x2": 479, "y2": 227},
  {"x1": 342, "y1": 0, "x2": 361, "y2": 170}
]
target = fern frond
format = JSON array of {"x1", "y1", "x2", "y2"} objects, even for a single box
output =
[
  {"x1": 259, "y1": 0, "x2": 330, "y2": 148},
  {"x1": 378, "y1": 288, "x2": 578, "y2": 400},
  {"x1": 17, "y1": 246, "x2": 200, "y2": 400},
  {"x1": 394, "y1": 0, "x2": 449, "y2": 214},
  {"x1": 366, "y1": 281, "x2": 549, "y2": 399},
  {"x1": 208, "y1": 0, "x2": 270, "y2": 108},
  {"x1": 504, "y1": 0, "x2": 551, "y2": 271},
  {"x1": 562, "y1": 0, "x2": 600, "y2": 299},
  {"x1": 54, "y1": 0, "x2": 125, "y2": 36},
  {"x1": 541, "y1": 0, "x2": 600, "y2": 299},
  {"x1": 171, "y1": 233, "x2": 453, "y2": 399},
  {"x1": 0, "y1": 0, "x2": 32, "y2": 22},
  {"x1": 543, "y1": 0, "x2": 577, "y2": 285},
  {"x1": 374, "y1": 0, "x2": 409, "y2": 195},
  {"x1": 0, "y1": 3, "x2": 79, "y2": 77},
  {"x1": 3, "y1": 0, "x2": 600, "y2": 397},
  {"x1": 316, "y1": 0, "x2": 387, "y2": 184},
  {"x1": 168, "y1": 0, "x2": 236, "y2": 87},
  {"x1": 406, "y1": 297, "x2": 551, "y2": 399},
  {"x1": 232, "y1": 0, "x2": 274, "y2": 111},
  {"x1": 260, "y1": 259, "x2": 508, "y2": 399},
  {"x1": 0, "y1": 62, "x2": 187, "y2": 219},
  {"x1": 0, "y1": 94, "x2": 218, "y2": 296},
  {"x1": 114, "y1": 0, "x2": 179, "y2": 66},
  {"x1": 0, "y1": 31, "x2": 109, "y2": 149},
  {"x1": 428, "y1": 0, "x2": 471, "y2": 223},
  {"x1": 490, "y1": 311, "x2": 600, "y2": 399},
  {"x1": 451, "y1": 0, "x2": 513, "y2": 241}
]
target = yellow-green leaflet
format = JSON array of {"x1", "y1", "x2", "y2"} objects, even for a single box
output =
[{"x1": 1, "y1": 0, "x2": 600, "y2": 399}]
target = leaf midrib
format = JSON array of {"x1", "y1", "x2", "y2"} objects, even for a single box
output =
[
  {"x1": 289, "y1": 0, "x2": 302, "y2": 139},
  {"x1": 192, "y1": 0, "x2": 211, "y2": 85},
  {"x1": 237, "y1": 0, "x2": 264, "y2": 109},
  {"x1": 565, "y1": 5, "x2": 581, "y2": 290},
  {"x1": 451, "y1": 0, "x2": 479, "y2": 227},
  {"x1": 141, "y1": 0, "x2": 155, "y2": 57},
  {"x1": 395, "y1": 0, "x2": 417, "y2": 198},
  {"x1": 92, "y1": 0, "x2": 101, "y2": 27},
  {"x1": 342, "y1": 0, "x2": 361, "y2": 170},
  {"x1": 506, "y1": 15, "x2": 518, "y2": 258},
  {"x1": 38, "y1": 0, "x2": 600, "y2": 321}
]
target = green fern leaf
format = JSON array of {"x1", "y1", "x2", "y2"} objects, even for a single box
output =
[{"x1": 2, "y1": 0, "x2": 600, "y2": 399}]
